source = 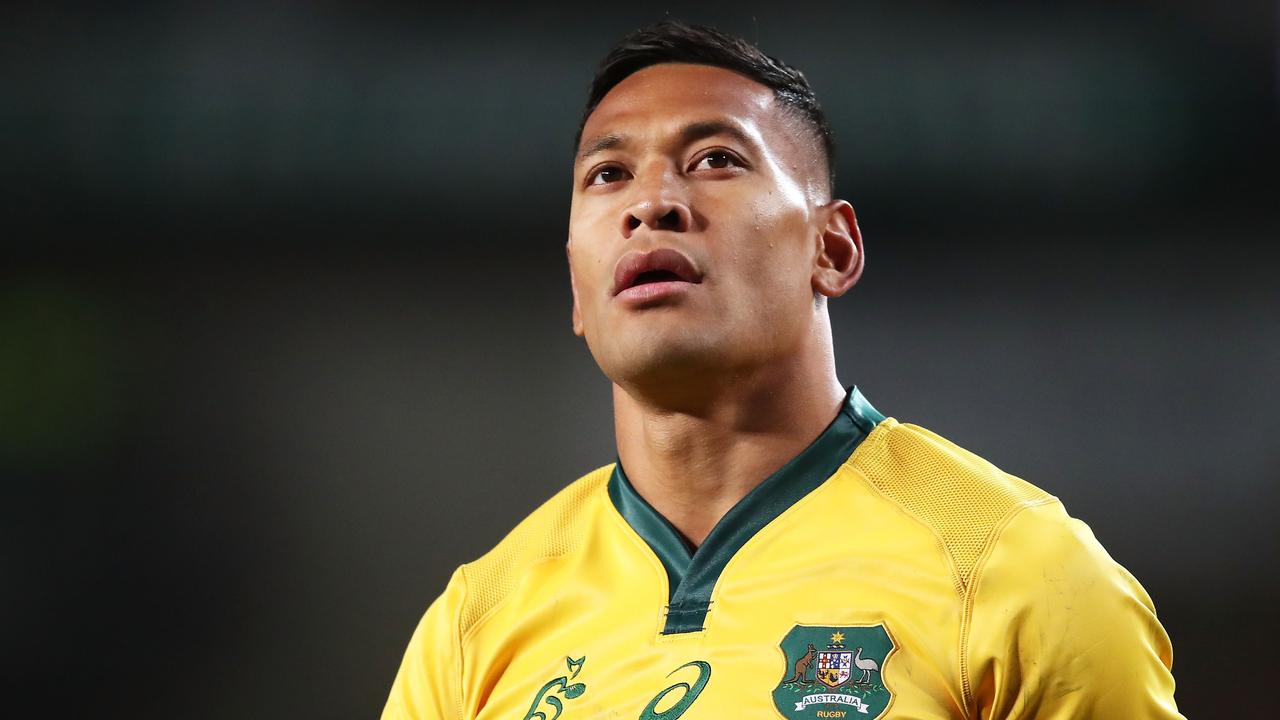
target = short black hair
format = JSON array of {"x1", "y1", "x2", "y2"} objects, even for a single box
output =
[{"x1": 576, "y1": 20, "x2": 836, "y2": 194}]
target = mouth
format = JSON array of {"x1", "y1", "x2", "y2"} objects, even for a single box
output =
[{"x1": 611, "y1": 247, "x2": 704, "y2": 297}]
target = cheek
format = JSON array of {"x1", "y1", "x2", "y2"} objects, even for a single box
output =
[
  {"x1": 567, "y1": 207, "x2": 618, "y2": 301},
  {"x1": 568, "y1": 247, "x2": 597, "y2": 299},
  {"x1": 737, "y1": 202, "x2": 814, "y2": 298},
  {"x1": 567, "y1": 241, "x2": 611, "y2": 328}
]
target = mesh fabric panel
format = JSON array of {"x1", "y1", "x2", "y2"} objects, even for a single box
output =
[
  {"x1": 459, "y1": 465, "x2": 612, "y2": 639},
  {"x1": 851, "y1": 419, "x2": 1053, "y2": 593}
]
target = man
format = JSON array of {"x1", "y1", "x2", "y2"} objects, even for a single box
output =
[{"x1": 383, "y1": 21, "x2": 1182, "y2": 719}]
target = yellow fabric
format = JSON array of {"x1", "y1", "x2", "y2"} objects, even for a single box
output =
[
  {"x1": 383, "y1": 418, "x2": 1182, "y2": 719},
  {"x1": 967, "y1": 502, "x2": 1181, "y2": 718}
]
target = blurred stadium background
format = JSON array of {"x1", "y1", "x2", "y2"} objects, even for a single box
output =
[{"x1": 3, "y1": 1, "x2": 1277, "y2": 717}]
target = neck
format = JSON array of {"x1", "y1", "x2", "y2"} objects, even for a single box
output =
[{"x1": 612, "y1": 335, "x2": 846, "y2": 548}]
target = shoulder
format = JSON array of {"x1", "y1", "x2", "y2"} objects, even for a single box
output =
[
  {"x1": 848, "y1": 418, "x2": 1178, "y2": 713},
  {"x1": 962, "y1": 473, "x2": 1179, "y2": 716},
  {"x1": 846, "y1": 413, "x2": 1158, "y2": 614},
  {"x1": 846, "y1": 417, "x2": 1058, "y2": 593},
  {"x1": 454, "y1": 464, "x2": 615, "y2": 638},
  {"x1": 975, "y1": 498, "x2": 1159, "y2": 624},
  {"x1": 383, "y1": 466, "x2": 615, "y2": 719}
]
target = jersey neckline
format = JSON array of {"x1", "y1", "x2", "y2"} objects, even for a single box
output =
[{"x1": 606, "y1": 386, "x2": 886, "y2": 635}]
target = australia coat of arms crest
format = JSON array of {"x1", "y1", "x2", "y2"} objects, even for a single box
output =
[{"x1": 772, "y1": 624, "x2": 896, "y2": 719}]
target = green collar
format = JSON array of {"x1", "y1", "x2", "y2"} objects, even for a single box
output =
[{"x1": 607, "y1": 386, "x2": 886, "y2": 635}]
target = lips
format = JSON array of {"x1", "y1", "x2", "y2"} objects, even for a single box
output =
[{"x1": 611, "y1": 248, "x2": 704, "y2": 296}]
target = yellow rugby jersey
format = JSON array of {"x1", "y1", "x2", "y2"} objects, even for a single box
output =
[{"x1": 383, "y1": 388, "x2": 1182, "y2": 719}]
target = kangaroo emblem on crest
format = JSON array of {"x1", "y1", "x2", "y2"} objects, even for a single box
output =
[{"x1": 784, "y1": 643, "x2": 817, "y2": 685}]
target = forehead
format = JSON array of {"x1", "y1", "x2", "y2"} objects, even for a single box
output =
[{"x1": 579, "y1": 63, "x2": 782, "y2": 151}]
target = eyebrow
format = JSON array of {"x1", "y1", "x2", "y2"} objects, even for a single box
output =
[
  {"x1": 576, "y1": 120, "x2": 759, "y2": 164},
  {"x1": 577, "y1": 133, "x2": 625, "y2": 163}
]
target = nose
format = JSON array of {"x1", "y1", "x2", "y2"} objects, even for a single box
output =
[{"x1": 621, "y1": 166, "x2": 693, "y2": 238}]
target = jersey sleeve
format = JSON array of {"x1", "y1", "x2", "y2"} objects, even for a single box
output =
[
  {"x1": 966, "y1": 500, "x2": 1184, "y2": 719},
  {"x1": 382, "y1": 567, "x2": 467, "y2": 720}
]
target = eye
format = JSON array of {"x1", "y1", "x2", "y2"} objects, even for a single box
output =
[
  {"x1": 690, "y1": 149, "x2": 745, "y2": 172},
  {"x1": 586, "y1": 165, "x2": 631, "y2": 186}
]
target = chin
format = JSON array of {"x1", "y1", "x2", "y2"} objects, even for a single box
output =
[{"x1": 596, "y1": 329, "x2": 730, "y2": 390}]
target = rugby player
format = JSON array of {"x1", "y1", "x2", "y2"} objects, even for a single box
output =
[{"x1": 383, "y1": 21, "x2": 1182, "y2": 719}]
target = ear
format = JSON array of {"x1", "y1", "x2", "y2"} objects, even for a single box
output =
[
  {"x1": 811, "y1": 200, "x2": 864, "y2": 298},
  {"x1": 567, "y1": 240, "x2": 584, "y2": 337}
]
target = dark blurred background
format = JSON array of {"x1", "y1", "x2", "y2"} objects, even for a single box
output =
[{"x1": 3, "y1": 1, "x2": 1277, "y2": 717}]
